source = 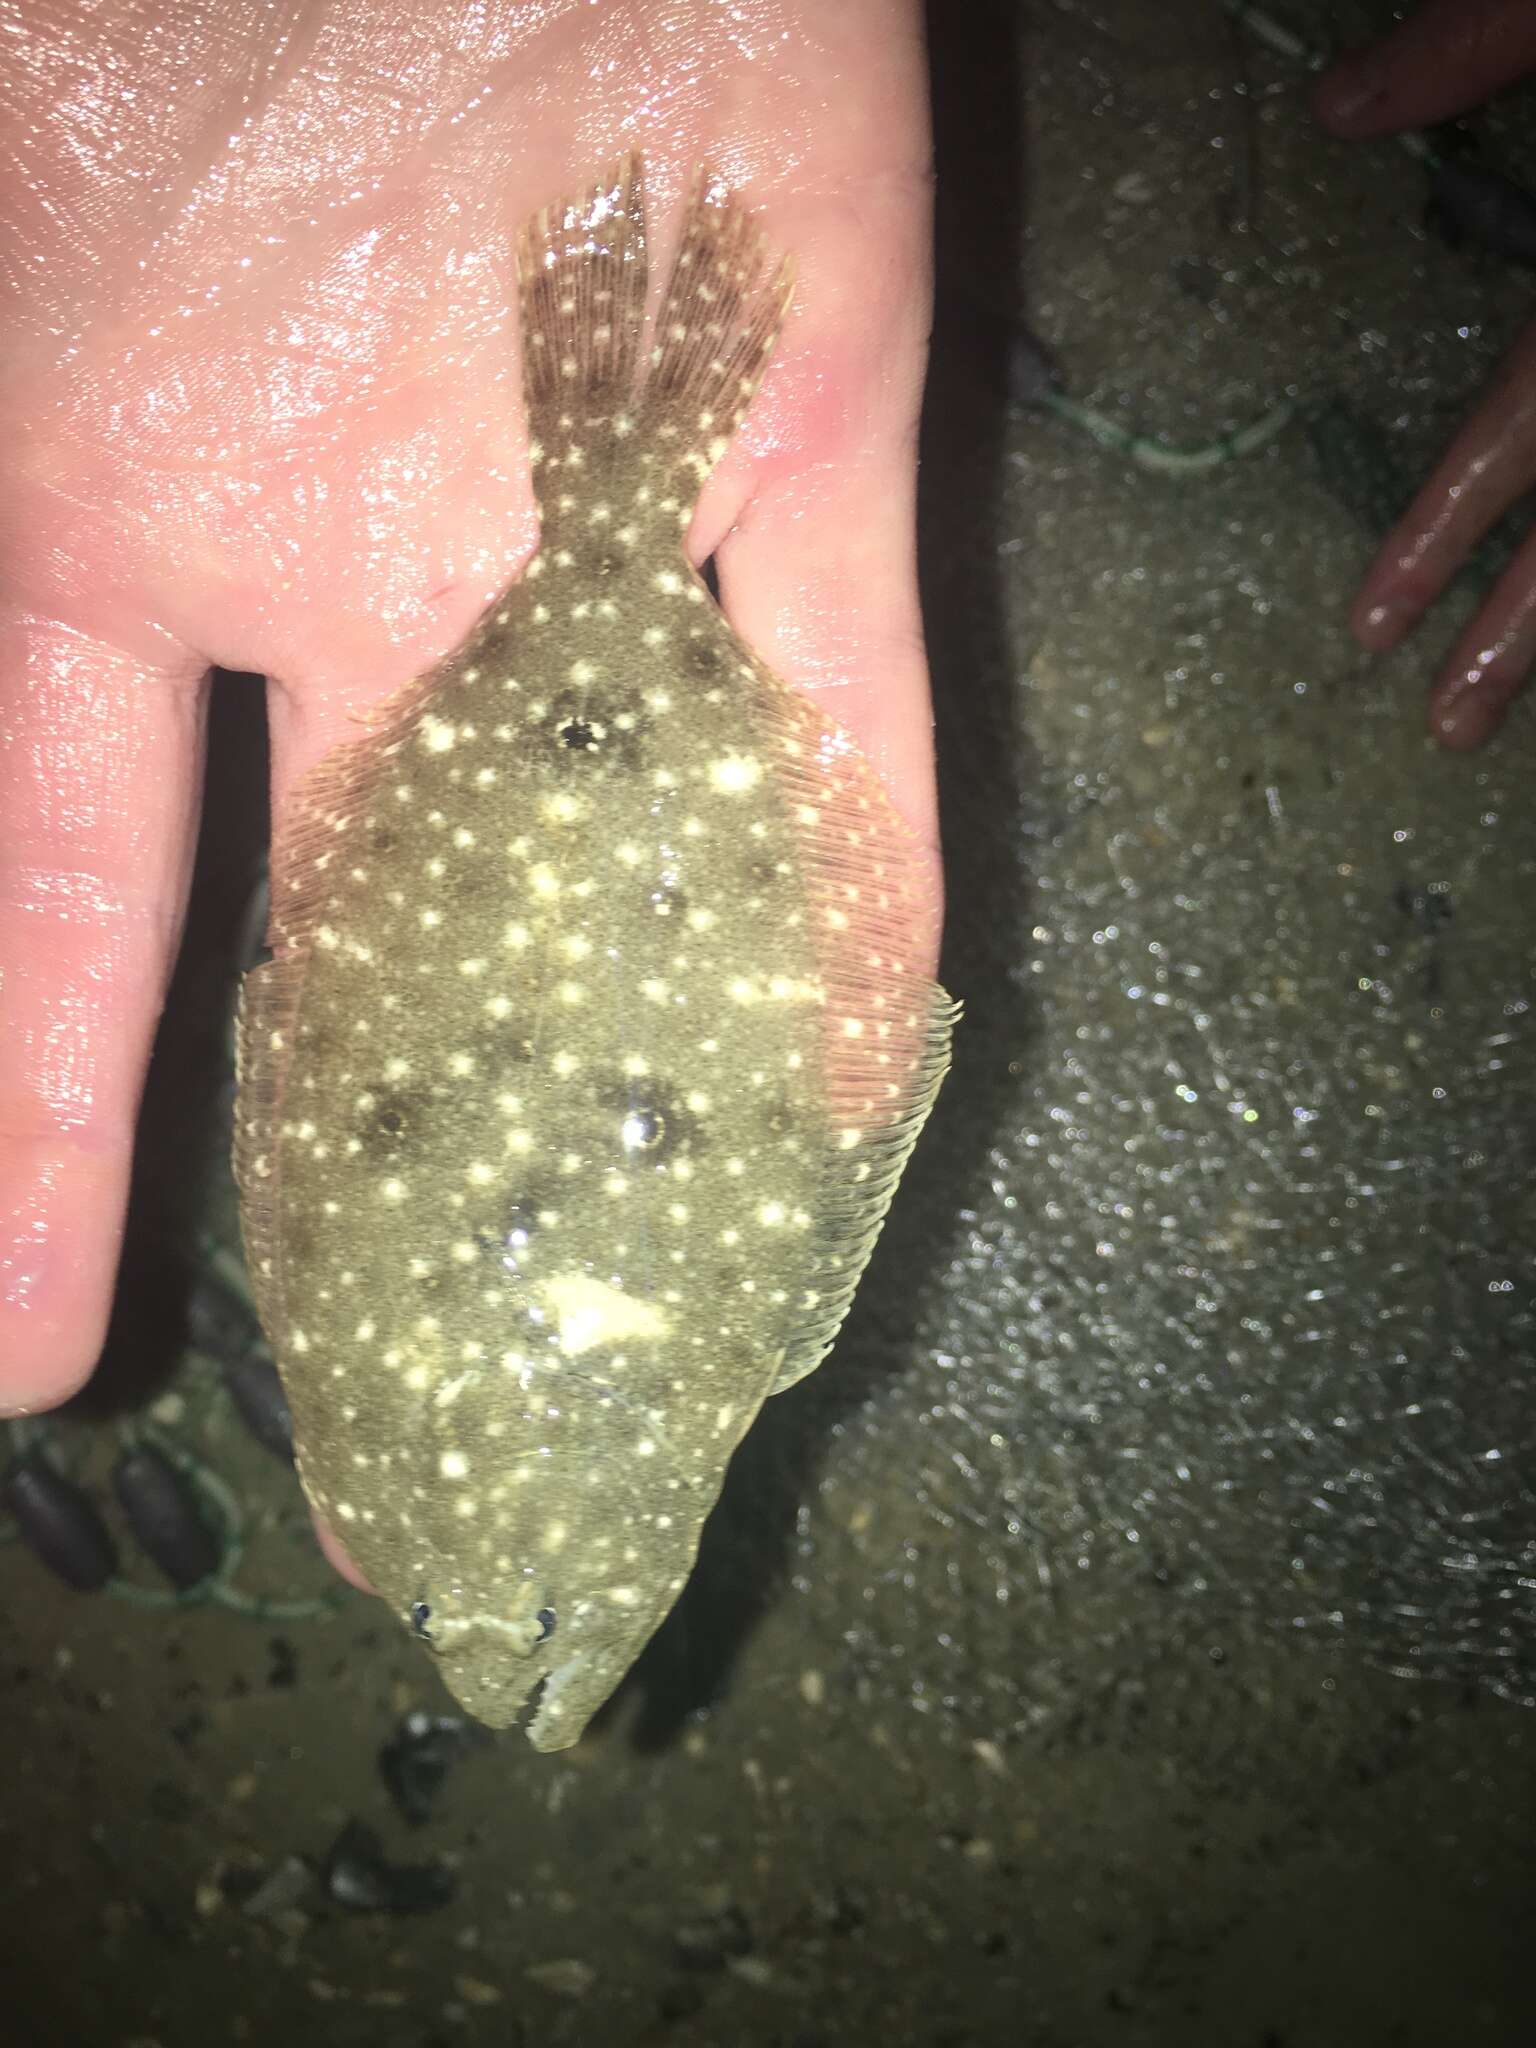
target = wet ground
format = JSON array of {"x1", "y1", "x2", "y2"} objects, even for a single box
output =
[{"x1": 2, "y1": 2, "x2": 1533, "y2": 2043}]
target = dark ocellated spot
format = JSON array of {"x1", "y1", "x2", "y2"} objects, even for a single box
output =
[
  {"x1": 541, "y1": 693, "x2": 649, "y2": 769},
  {"x1": 756, "y1": 1081, "x2": 807, "y2": 1139},
  {"x1": 358, "y1": 1086, "x2": 431, "y2": 1159},
  {"x1": 684, "y1": 635, "x2": 723, "y2": 677},
  {"x1": 622, "y1": 1106, "x2": 665, "y2": 1151},
  {"x1": 596, "y1": 1077, "x2": 701, "y2": 1169}
]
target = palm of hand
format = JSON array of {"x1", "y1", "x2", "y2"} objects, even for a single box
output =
[{"x1": 0, "y1": 0, "x2": 935, "y2": 1411}]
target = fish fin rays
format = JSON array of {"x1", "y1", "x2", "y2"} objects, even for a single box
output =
[
  {"x1": 516, "y1": 153, "x2": 792, "y2": 522},
  {"x1": 639, "y1": 163, "x2": 793, "y2": 490},
  {"x1": 769, "y1": 981, "x2": 958, "y2": 1396},
  {"x1": 517, "y1": 153, "x2": 649, "y2": 448},
  {"x1": 730, "y1": 650, "x2": 959, "y2": 1398}
]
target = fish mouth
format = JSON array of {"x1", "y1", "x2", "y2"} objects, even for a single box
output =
[
  {"x1": 431, "y1": 1638, "x2": 601, "y2": 1750},
  {"x1": 525, "y1": 1647, "x2": 600, "y2": 1752}
]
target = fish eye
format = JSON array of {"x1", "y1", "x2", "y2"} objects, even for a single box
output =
[
  {"x1": 619, "y1": 1107, "x2": 665, "y2": 1152},
  {"x1": 410, "y1": 1601, "x2": 433, "y2": 1641},
  {"x1": 558, "y1": 718, "x2": 600, "y2": 751},
  {"x1": 535, "y1": 1606, "x2": 557, "y2": 1643}
]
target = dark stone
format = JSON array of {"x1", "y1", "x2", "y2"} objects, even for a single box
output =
[
  {"x1": 3, "y1": 1454, "x2": 118, "y2": 1592},
  {"x1": 378, "y1": 1710, "x2": 493, "y2": 1826},
  {"x1": 321, "y1": 1818, "x2": 457, "y2": 1915}
]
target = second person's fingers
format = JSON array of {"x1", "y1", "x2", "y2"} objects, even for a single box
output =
[
  {"x1": 1312, "y1": 0, "x2": 1536, "y2": 137},
  {"x1": 1427, "y1": 524, "x2": 1536, "y2": 747},
  {"x1": 1350, "y1": 317, "x2": 1536, "y2": 653}
]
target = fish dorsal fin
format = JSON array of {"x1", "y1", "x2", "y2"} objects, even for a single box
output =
[{"x1": 751, "y1": 669, "x2": 959, "y2": 1396}]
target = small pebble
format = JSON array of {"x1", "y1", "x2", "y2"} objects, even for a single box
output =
[
  {"x1": 726, "y1": 1956, "x2": 778, "y2": 1990},
  {"x1": 240, "y1": 1855, "x2": 317, "y2": 1922},
  {"x1": 524, "y1": 1959, "x2": 595, "y2": 1998}
]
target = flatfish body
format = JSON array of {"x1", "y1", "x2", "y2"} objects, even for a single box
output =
[{"x1": 235, "y1": 156, "x2": 956, "y2": 1749}]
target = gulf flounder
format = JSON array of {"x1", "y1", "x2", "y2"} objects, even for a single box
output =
[{"x1": 235, "y1": 156, "x2": 956, "y2": 1750}]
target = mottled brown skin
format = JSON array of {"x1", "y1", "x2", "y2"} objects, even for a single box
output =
[
  {"x1": 237, "y1": 161, "x2": 951, "y2": 1748},
  {"x1": 273, "y1": 556, "x2": 826, "y2": 1742}
]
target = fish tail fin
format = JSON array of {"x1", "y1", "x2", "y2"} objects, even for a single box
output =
[
  {"x1": 517, "y1": 154, "x2": 649, "y2": 481},
  {"x1": 641, "y1": 165, "x2": 794, "y2": 506},
  {"x1": 516, "y1": 156, "x2": 791, "y2": 529}
]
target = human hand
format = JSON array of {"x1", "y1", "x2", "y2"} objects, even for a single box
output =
[
  {"x1": 0, "y1": 0, "x2": 936, "y2": 1436},
  {"x1": 1311, "y1": 0, "x2": 1536, "y2": 748}
]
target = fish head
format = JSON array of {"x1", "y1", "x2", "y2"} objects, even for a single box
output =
[
  {"x1": 408, "y1": 1516, "x2": 686, "y2": 1754},
  {"x1": 327, "y1": 1314, "x2": 716, "y2": 1750}
]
